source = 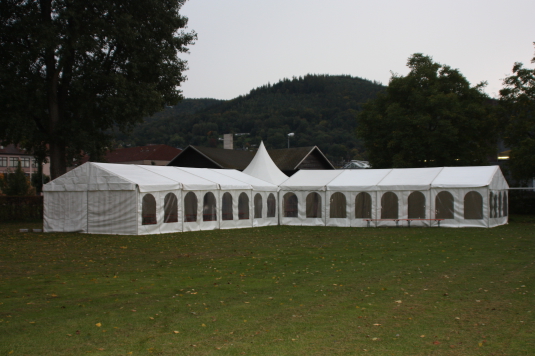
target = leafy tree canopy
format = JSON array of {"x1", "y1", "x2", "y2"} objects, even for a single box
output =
[
  {"x1": 0, "y1": 162, "x2": 32, "y2": 196},
  {"x1": 0, "y1": 0, "x2": 196, "y2": 179},
  {"x1": 499, "y1": 44, "x2": 535, "y2": 183},
  {"x1": 356, "y1": 54, "x2": 498, "y2": 168}
]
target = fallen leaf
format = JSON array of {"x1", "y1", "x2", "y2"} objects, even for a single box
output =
[
  {"x1": 394, "y1": 300, "x2": 402, "y2": 303},
  {"x1": 95, "y1": 323, "x2": 102, "y2": 327},
  {"x1": 173, "y1": 331, "x2": 180, "y2": 334},
  {"x1": 433, "y1": 341, "x2": 441, "y2": 345}
]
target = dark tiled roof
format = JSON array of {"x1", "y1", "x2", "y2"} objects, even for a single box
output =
[
  {"x1": 106, "y1": 145, "x2": 181, "y2": 163},
  {"x1": 188, "y1": 146, "x2": 255, "y2": 170},
  {"x1": 0, "y1": 144, "x2": 31, "y2": 155},
  {"x1": 174, "y1": 145, "x2": 334, "y2": 171}
]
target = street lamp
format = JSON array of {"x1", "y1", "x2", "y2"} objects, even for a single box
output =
[{"x1": 287, "y1": 133, "x2": 294, "y2": 149}]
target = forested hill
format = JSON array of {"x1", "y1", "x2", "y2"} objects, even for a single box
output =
[{"x1": 114, "y1": 74, "x2": 385, "y2": 164}]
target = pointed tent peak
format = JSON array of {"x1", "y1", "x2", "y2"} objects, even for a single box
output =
[{"x1": 243, "y1": 141, "x2": 288, "y2": 185}]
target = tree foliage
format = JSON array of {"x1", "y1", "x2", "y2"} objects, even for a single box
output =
[
  {"x1": 499, "y1": 44, "x2": 535, "y2": 183},
  {"x1": 0, "y1": 162, "x2": 32, "y2": 196},
  {"x1": 356, "y1": 54, "x2": 498, "y2": 168},
  {"x1": 0, "y1": 0, "x2": 196, "y2": 179},
  {"x1": 114, "y1": 74, "x2": 385, "y2": 165}
]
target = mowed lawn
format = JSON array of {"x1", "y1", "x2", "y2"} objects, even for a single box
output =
[{"x1": 1, "y1": 217, "x2": 535, "y2": 356}]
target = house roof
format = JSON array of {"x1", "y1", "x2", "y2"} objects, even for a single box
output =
[
  {"x1": 170, "y1": 145, "x2": 334, "y2": 172},
  {"x1": 0, "y1": 144, "x2": 31, "y2": 156},
  {"x1": 106, "y1": 144, "x2": 181, "y2": 163}
]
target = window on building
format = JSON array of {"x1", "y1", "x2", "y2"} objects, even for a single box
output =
[
  {"x1": 306, "y1": 192, "x2": 322, "y2": 218},
  {"x1": 408, "y1": 191, "x2": 426, "y2": 219},
  {"x1": 0, "y1": 157, "x2": 7, "y2": 167},
  {"x1": 21, "y1": 157, "x2": 30, "y2": 168},
  {"x1": 203, "y1": 192, "x2": 217, "y2": 221},
  {"x1": 464, "y1": 191, "x2": 483, "y2": 219},
  {"x1": 435, "y1": 191, "x2": 454, "y2": 219},
  {"x1": 142, "y1": 194, "x2": 157, "y2": 225},
  {"x1": 267, "y1": 193, "x2": 276, "y2": 218},
  {"x1": 330, "y1": 192, "x2": 346, "y2": 218},
  {"x1": 254, "y1": 194, "x2": 262, "y2": 219},
  {"x1": 9, "y1": 157, "x2": 18, "y2": 167},
  {"x1": 163, "y1": 193, "x2": 178, "y2": 223},
  {"x1": 184, "y1": 192, "x2": 198, "y2": 222},
  {"x1": 238, "y1": 192, "x2": 249, "y2": 220},
  {"x1": 283, "y1": 192, "x2": 298, "y2": 218},
  {"x1": 222, "y1": 192, "x2": 233, "y2": 220},
  {"x1": 355, "y1": 192, "x2": 372, "y2": 219},
  {"x1": 381, "y1": 192, "x2": 398, "y2": 219}
]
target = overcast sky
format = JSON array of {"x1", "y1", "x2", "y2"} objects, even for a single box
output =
[{"x1": 178, "y1": 0, "x2": 534, "y2": 100}]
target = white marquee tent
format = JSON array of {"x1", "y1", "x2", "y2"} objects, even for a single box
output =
[
  {"x1": 279, "y1": 166, "x2": 509, "y2": 228},
  {"x1": 43, "y1": 163, "x2": 280, "y2": 234}
]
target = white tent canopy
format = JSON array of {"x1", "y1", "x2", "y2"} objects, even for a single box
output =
[{"x1": 242, "y1": 141, "x2": 288, "y2": 185}]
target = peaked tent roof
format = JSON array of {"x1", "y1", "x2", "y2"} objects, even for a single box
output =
[
  {"x1": 242, "y1": 141, "x2": 288, "y2": 185},
  {"x1": 326, "y1": 169, "x2": 393, "y2": 191},
  {"x1": 214, "y1": 169, "x2": 279, "y2": 191},
  {"x1": 376, "y1": 167, "x2": 444, "y2": 191},
  {"x1": 279, "y1": 170, "x2": 344, "y2": 191},
  {"x1": 431, "y1": 166, "x2": 508, "y2": 189}
]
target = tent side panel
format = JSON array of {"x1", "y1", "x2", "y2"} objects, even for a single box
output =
[
  {"x1": 88, "y1": 191, "x2": 137, "y2": 235},
  {"x1": 44, "y1": 191, "x2": 88, "y2": 232}
]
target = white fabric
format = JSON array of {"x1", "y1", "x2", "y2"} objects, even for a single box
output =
[
  {"x1": 243, "y1": 141, "x2": 289, "y2": 185},
  {"x1": 215, "y1": 169, "x2": 279, "y2": 191},
  {"x1": 88, "y1": 190, "x2": 137, "y2": 235},
  {"x1": 377, "y1": 167, "x2": 444, "y2": 191},
  {"x1": 327, "y1": 169, "x2": 392, "y2": 191},
  {"x1": 178, "y1": 167, "x2": 252, "y2": 190},
  {"x1": 44, "y1": 191, "x2": 87, "y2": 232},
  {"x1": 138, "y1": 165, "x2": 218, "y2": 191},
  {"x1": 279, "y1": 170, "x2": 344, "y2": 191}
]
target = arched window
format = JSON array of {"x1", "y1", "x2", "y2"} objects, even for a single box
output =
[
  {"x1": 464, "y1": 191, "x2": 483, "y2": 219},
  {"x1": 381, "y1": 192, "x2": 398, "y2": 219},
  {"x1": 267, "y1": 193, "x2": 276, "y2": 218},
  {"x1": 489, "y1": 191, "x2": 495, "y2": 218},
  {"x1": 408, "y1": 191, "x2": 426, "y2": 219},
  {"x1": 254, "y1": 194, "x2": 262, "y2": 219},
  {"x1": 203, "y1": 192, "x2": 217, "y2": 221},
  {"x1": 306, "y1": 192, "x2": 322, "y2": 218},
  {"x1": 164, "y1": 193, "x2": 178, "y2": 223},
  {"x1": 435, "y1": 191, "x2": 454, "y2": 219},
  {"x1": 498, "y1": 192, "x2": 503, "y2": 218},
  {"x1": 238, "y1": 193, "x2": 249, "y2": 220},
  {"x1": 222, "y1": 192, "x2": 233, "y2": 221},
  {"x1": 330, "y1": 192, "x2": 346, "y2": 218},
  {"x1": 503, "y1": 191, "x2": 508, "y2": 217},
  {"x1": 355, "y1": 192, "x2": 372, "y2": 219},
  {"x1": 142, "y1": 194, "x2": 157, "y2": 225},
  {"x1": 184, "y1": 192, "x2": 197, "y2": 222},
  {"x1": 283, "y1": 192, "x2": 298, "y2": 218}
]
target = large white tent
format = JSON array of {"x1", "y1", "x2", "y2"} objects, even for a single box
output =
[
  {"x1": 43, "y1": 163, "x2": 279, "y2": 234},
  {"x1": 279, "y1": 166, "x2": 509, "y2": 228}
]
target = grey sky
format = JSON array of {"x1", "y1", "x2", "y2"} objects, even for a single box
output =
[{"x1": 179, "y1": 0, "x2": 534, "y2": 100}]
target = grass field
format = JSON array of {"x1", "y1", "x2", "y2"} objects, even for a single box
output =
[{"x1": 1, "y1": 217, "x2": 535, "y2": 356}]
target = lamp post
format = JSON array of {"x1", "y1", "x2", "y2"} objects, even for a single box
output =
[{"x1": 287, "y1": 133, "x2": 294, "y2": 149}]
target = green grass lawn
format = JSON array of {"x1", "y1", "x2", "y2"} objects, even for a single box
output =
[{"x1": 1, "y1": 217, "x2": 535, "y2": 356}]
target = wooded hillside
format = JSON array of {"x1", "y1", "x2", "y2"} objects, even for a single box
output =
[{"x1": 114, "y1": 74, "x2": 385, "y2": 164}]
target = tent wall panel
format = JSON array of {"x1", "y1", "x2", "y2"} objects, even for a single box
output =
[
  {"x1": 220, "y1": 190, "x2": 253, "y2": 229},
  {"x1": 44, "y1": 191, "x2": 88, "y2": 232},
  {"x1": 350, "y1": 191, "x2": 378, "y2": 227},
  {"x1": 254, "y1": 192, "x2": 278, "y2": 227},
  {"x1": 326, "y1": 191, "x2": 350, "y2": 227},
  {"x1": 88, "y1": 190, "x2": 137, "y2": 235}
]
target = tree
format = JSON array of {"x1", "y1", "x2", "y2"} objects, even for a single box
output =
[
  {"x1": 0, "y1": 0, "x2": 196, "y2": 179},
  {"x1": 356, "y1": 54, "x2": 498, "y2": 168},
  {"x1": 499, "y1": 44, "x2": 535, "y2": 183},
  {"x1": 0, "y1": 162, "x2": 32, "y2": 196}
]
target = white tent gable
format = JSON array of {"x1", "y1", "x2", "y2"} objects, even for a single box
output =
[
  {"x1": 243, "y1": 141, "x2": 288, "y2": 185},
  {"x1": 431, "y1": 166, "x2": 507, "y2": 189}
]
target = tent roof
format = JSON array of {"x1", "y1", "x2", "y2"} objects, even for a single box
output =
[
  {"x1": 327, "y1": 169, "x2": 393, "y2": 191},
  {"x1": 178, "y1": 167, "x2": 252, "y2": 190},
  {"x1": 431, "y1": 166, "x2": 507, "y2": 189},
  {"x1": 214, "y1": 169, "x2": 279, "y2": 191},
  {"x1": 136, "y1": 165, "x2": 218, "y2": 191},
  {"x1": 376, "y1": 167, "x2": 444, "y2": 191},
  {"x1": 279, "y1": 170, "x2": 344, "y2": 191},
  {"x1": 242, "y1": 141, "x2": 288, "y2": 185}
]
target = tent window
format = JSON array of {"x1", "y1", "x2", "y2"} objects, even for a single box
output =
[
  {"x1": 184, "y1": 192, "x2": 197, "y2": 222},
  {"x1": 222, "y1": 192, "x2": 233, "y2": 221},
  {"x1": 164, "y1": 193, "x2": 178, "y2": 223},
  {"x1": 355, "y1": 192, "x2": 372, "y2": 219},
  {"x1": 238, "y1": 193, "x2": 249, "y2": 220},
  {"x1": 464, "y1": 191, "x2": 483, "y2": 219},
  {"x1": 306, "y1": 192, "x2": 322, "y2": 218},
  {"x1": 503, "y1": 191, "x2": 508, "y2": 216},
  {"x1": 283, "y1": 193, "x2": 298, "y2": 218},
  {"x1": 381, "y1": 192, "x2": 398, "y2": 219},
  {"x1": 203, "y1": 192, "x2": 217, "y2": 221},
  {"x1": 435, "y1": 191, "x2": 454, "y2": 219},
  {"x1": 142, "y1": 194, "x2": 157, "y2": 225},
  {"x1": 408, "y1": 191, "x2": 426, "y2": 219},
  {"x1": 498, "y1": 192, "x2": 502, "y2": 218},
  {"x1": 254, "y1": 194, "x2": 262, "y2": 219},
  {"x1": 267, "y1": 193, "x2": 276, "y2": 218},
  {"x1": 330, "y1": 192, "x2": 346, "y2": 218},
  {"x1": 489, "y1": 192, "x2": 495, "y2": 218}
]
